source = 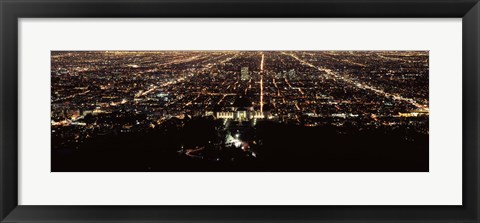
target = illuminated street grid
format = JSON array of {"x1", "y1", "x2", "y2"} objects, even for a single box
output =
[{"x1": 51, "y1": 51, "x2": 428, "y2": 164}]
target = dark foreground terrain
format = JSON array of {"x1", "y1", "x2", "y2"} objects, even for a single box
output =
[{"x1": 52, "y1": 118, "x2": 428, "y2": 172}]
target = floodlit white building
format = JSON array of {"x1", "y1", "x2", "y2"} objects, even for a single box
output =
[{"x1": 207, "y1": 97, "x2": 265, "y2": 121}]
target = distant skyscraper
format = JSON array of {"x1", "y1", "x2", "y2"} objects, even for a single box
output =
[
  {"x1": 288, "y1": 69, "x2": 296, "y2": 80},
  {"x1": 241, "y1": 67, "x2": 249, "y2": 81}
]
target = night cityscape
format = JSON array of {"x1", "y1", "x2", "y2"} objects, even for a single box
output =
[{"x1": 51, "y1": 51, "x2": 429, "y2": 172}]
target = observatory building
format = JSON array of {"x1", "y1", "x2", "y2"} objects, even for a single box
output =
[{"x1": 209, "y1": 96, "x2": 264, "y2": 121}]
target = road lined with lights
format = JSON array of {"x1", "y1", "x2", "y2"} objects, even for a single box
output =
[
  {"x1": 282, "y1": 52, "x2": 429, "y2": 112},
  {"x1": 260, "y1": 53, "x2": 265, "y2": 113},
  {"x1": 136, "y1": 53, "x2": 240, "y2": 100}
]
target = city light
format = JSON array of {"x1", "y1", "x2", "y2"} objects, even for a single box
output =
[{"x1": 51, "y1": 50, "x2": 429, "y2": 172}]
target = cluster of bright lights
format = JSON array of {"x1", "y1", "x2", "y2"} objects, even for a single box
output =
[
  {"x1": 233, "y1": 134, "x2": 242, "y2": 148},
  {"x1": 225, "y1": 133, "x2": 243, "y2": 148},
  {"x1": 233, "y1": 140, "x2": 242, "y2": 148}
]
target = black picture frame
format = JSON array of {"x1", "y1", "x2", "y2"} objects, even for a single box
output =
[{"x1": 1, "y1": 0, "x2": 479, "y2": 222}]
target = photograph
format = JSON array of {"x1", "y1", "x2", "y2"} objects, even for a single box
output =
[
  {"x1": 4, "y1": 0, "x2": 478, "y2": 221},
  {"x1": 51, "y1": 50, "x2": 429, "y2": 172}
]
